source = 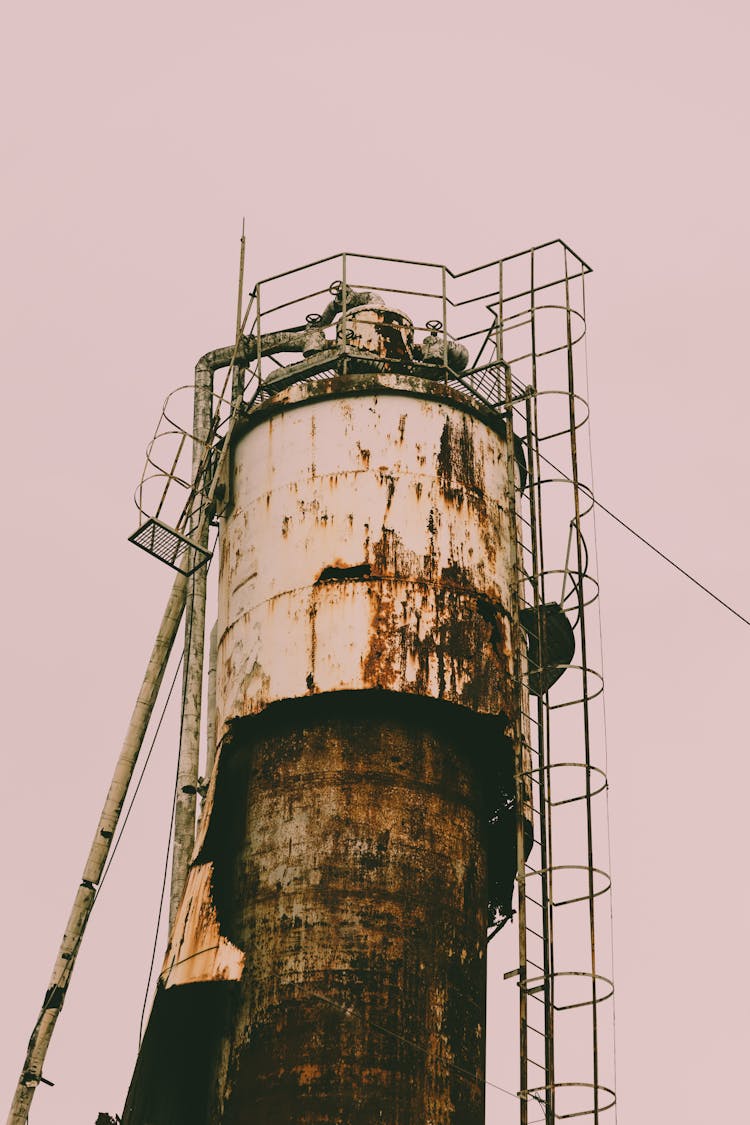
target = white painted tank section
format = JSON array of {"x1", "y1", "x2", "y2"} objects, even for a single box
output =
[{"x1": 216, "y1": 375, "x2": 518, "y2": 736}]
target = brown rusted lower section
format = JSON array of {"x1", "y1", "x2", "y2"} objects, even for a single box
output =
[
  {"x1": 125, "y1": 692, "x2": 513, "y2": 1124},
  {"x1": 209, "y1": 693, "x2": 493, "y2": 1124}
]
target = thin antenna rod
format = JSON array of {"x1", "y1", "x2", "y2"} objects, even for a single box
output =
[
  {"x1": 233, "y1": 220, "x2": 247, "y2": 405},
  {"x1": 236, "y1": 218, "x2": 246, "y2": 344}
]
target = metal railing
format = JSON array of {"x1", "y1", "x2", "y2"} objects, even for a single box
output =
[{"x1": 498, "y1": 244, "x2": 616, "y2": 1123}]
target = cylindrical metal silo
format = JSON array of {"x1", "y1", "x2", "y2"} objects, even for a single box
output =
[{"x1": 199, "y1": 366, "x2": 525, "y2": 1122}]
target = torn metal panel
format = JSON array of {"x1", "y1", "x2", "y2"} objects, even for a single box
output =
[{"x1": 161, "y1": 861, "x2": 244, "y2": 989}]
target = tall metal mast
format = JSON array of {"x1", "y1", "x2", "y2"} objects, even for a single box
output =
[{"x1": 169, "y1": 223, "x2": 246, "y2": 925}]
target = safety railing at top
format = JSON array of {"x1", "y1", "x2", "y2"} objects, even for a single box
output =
[
  {"x1": 129, "y1": 241, "x2": 593, "y2": 575},
  {"x1": 129, "y1": 297, "x2": 262, "y2": 573},
  {"x1": 245, "y1": 241, "x2": 590, "y2": 409}
]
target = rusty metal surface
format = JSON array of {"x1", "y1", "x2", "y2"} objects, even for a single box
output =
[
  {"x1": 336, "y1": 304, "x2": 415, "y2": 362},
  {"x1": 123, "y1": 698, "x2": 503, "y2": 1124},
  {"x1": 217, "y1": 374, "x2": 519, "y2": 737},
  {"x1": 125, "y1": 372, "x2": 530, "y2": 1123},
  {"x1": 205, "y1": 695, "x2": 491, "y2": 1124},
  {"x1": 199, "y1": 374, "x2": 525, "y2": 1121},
  {"x1": 126, "y1": 368, "x2": 532, "y2": 1124}
]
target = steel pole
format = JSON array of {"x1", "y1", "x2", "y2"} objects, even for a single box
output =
[
  {"x1": 205, "y1": 620, "x2": 218, "y2": 783},
  {"x1": 7, "y1": 570, "x2": 188, "y2": 1125},
  {"x1": 169, "y1": 360, "x2": 212, "y2": 929}
]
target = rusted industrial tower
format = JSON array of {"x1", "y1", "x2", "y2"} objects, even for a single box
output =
[{"x1": 9, "y1": 243, "x2": 616, "y2": 1125}]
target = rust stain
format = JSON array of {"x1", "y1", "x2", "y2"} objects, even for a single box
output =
[
  {"x1": 370, "y1": 525, "x2": 419, "y2": 578},
  {"x1": 379, "y1": 471, "x2": 396, "y2": 509},
  {"x1": 139, "y1": 375, "x2": 527, "y2": 1121},
  {"x1": 436, "y1": 414, "x2": 486, "y2": 510},
  {"x1": 360, "y1": 576, "x2": 398, "y2": 689},
  {"x1": 358, "y1": 526, "x2": 515, "y2": 717}
]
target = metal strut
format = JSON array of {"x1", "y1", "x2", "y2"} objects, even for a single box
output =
[
  {"x1": 6, "y1": 345, "x2": 249, "y2": 1125},
  {"x1": 6, "y1": 570, "x2": 188, "y2": 1125}
]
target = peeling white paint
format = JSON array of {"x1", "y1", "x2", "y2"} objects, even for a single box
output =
[{"x1": 217, "y1": 377, "x2": 517, "y2": 734}]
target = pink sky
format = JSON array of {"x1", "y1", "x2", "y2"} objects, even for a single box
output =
[{"x1": 2, "y1": 2, "x2": 748, "y2": 1122}]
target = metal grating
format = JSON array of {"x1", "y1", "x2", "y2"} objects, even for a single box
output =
[{"x1": 128, "y1": 518, "x2": 211, "y2": 575}]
